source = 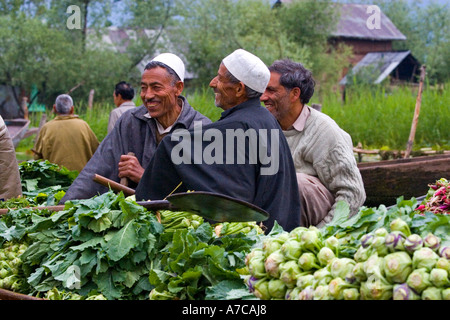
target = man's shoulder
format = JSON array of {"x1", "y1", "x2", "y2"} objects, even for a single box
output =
[
  {"x1": 180, "y1": 97, "x2": 212, "y2": 124},
  {"x1": 308, "y1": 108, "x2": 346, "y2": 133}
]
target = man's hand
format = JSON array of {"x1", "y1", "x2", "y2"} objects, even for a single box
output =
[{"x1": 118, "y1": 154, "x2": 145, "y2": 184}]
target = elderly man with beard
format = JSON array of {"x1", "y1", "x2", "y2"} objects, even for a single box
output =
[
  {"x1": 61, "y1": 53, "x2": 212, "y2": 202},
  {"x1": 261, "y1": 59, "x2": 366, "y2": 228},
  {"x1": 135, "y1": 49, "x2": 301, "y2": 232}
]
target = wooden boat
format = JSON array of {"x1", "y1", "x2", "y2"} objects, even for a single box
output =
[
  {"x1": 4, "y1": 118, "x2": 30, "y2": 148},
  {"x1": 0, "y1": 288, "x2": 43, "y2": 300},
  {"x1": 357, "y1": 153, "x2": 450, "y2": 207}
]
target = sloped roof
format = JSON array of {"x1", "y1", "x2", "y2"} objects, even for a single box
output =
[
  {"x1": 332, "y1": 4, "x2": 407, "y2": 40},
  {"x1": 340, "y1": 50, "x2": 414, "y2": 85},
  {"x1": 277, "y1": 1, "x2": 406, "y2": 41}
]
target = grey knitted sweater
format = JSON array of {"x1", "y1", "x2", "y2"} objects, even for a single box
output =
[{"x1": 283, "y1": 106, "x2": 366, "y2": 225}]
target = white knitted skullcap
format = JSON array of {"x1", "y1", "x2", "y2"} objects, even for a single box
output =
[
  {"x1": 222, "y1": 49, "x2": 270, "y2": 93},
  {"x1": 151, "y1": 53, "x2": 185, "y2": 82}
]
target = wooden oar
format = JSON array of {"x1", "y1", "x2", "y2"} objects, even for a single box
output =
[
  {"x1": 93, "y1": 174, "x2": 135, "y2": 197},
  {"x1": 0, "y1": 175, "x2": 270, "y2": 223}
]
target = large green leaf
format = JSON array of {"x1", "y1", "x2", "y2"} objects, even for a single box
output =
[{"x1": 104, "y1": 220, "x2": 140, "y2": 262}]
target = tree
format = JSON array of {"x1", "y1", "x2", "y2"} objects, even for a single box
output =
[
  {"x1": 0, "y1": 11, "x2": 135, "y2": 111},
  {"x1": 169, "y1": 0, "x2": 312, "y2": 88},
  {"x1": 342, "y1": 0, "x2": 450, "y2": 83}
]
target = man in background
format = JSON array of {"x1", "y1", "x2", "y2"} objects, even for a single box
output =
[
  {"x1": 261, "y1": 59, "x2": 366, "y2": 228},
  {"x1": 0, "y1": 115, "x2": 22, "y2": 201},
  {"x1": 61, "y1": 53, "x2": 211, "y2": 202},
  {"x1": 108, "y1": 81, "x2": 136, "y2": 134},
  {"x1": 33, "y1": 94, "x2": 99, "y2": 173}
]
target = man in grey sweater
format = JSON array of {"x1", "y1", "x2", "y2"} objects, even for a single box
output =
[{"x1": 261, "y1": 59, "x2": 366, "y2": 227}]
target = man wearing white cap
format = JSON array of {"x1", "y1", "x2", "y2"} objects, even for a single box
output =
[
  {"x1": 61, "y1": 53, "x2": 211, "y2": 202},
  {"x1": 136, "y1": 49, "x2": 302, "y2": 232}
]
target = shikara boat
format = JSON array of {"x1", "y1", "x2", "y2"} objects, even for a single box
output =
[{"x1": 357, "y1": 153, "x2": 450, "y2": 207}]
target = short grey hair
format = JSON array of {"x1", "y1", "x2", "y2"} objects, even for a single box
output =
[
  {"x1": 268, "y1": 59, "x2": 315, "y2": 105},
  {"x1": 55, "y1": 94, "x2": 73, "y2": 114}
]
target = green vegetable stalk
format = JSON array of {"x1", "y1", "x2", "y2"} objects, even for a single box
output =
[
  {"x1": 264, "y1": 250, "x2": 286, "y2": 278},
  {"x1": 385, "y1": 231, "x2": 406, "y2": 253},
  {"x1": 313, "y1": 266, "x2": 333, "y2": 286},
  {"x1": 0, "y1": 240, "x2": 28, "y2": 292},
  {"x1": 317, "y1": 247, "x2": 336, "y2": 267},
  {"x1": 149, "y1": 288, "x2": 178, "y2": 300},
  {"x1": 328, "y1": 277, "x2": 359, "y2": 300},
  {"x1": 360, "y1": 274, "x2": 393, "y2": 300},
  {"x1": 280, "y1": 238, "x2": 303, "y2": 260},
  {"x1": 429, "y1": 268, "x2": 449, "y2": 287},
  {"x1": 354, "y1": 246, "x2": 373, "y2": 263},
  {"x1": 267, "y1": 278, "x2": 287, "y2": 300},
  {"x1": 298, "y1": 252, "x2": 321, "y2": 271},
  {"x1": 404, "y1": 234, "x2": 423, "y2": 253},
  {"x1": 253, "y1": 278, "x2": 271, "y2": 300},
  {"x1": 324, "y1": 236, "x2": 340, "y2": 254},
  {"x1": 392, "y1": 283, "x2": 421, "y2": 300},
  {"x1": 360, "y1": 234, "x2": 374, "y2": 248},
  {"x1": 370, "y1": 235, "x2": 389, "y2": 256},
  {"x1": 384, "y1": 251, "x2": 413, "y2": 283},
  {"x1": 407, "y1": 268, "x2": 432, "y2": 293},
  {"x1": 442, "y1": 288, "x2": 450, "y2": 300},
  {"x1": 330, "y1": 258, "x2": 356, "y2": 279},
  {"x1": 412, "y1": 247, "x2": 440, "y2": 271},
  {"x1": 300, "y1": 227, "x2": 324, "y2": 253},
  {"x1": 423, "y1": 233, "x2": 441, "y2": 251},
  {"x1": 343, "y1": 288, "x2": 360, "y2": 300},
  {"x1": 298, "y1": 286, "x2": 314, "y2": 300},
  {"x1": 289, "y1": 227, "x2": 308, "y2": 241},
  {"x1": 440, "y1": 246, "x2": 450, "y2": 259},
  {"x1": 279, "y1": 260, "x2": 302, "y2": 288},
  {"x1": 296, "y1": 274, "x2": 315, "y2": 290},
  {"x1": 421, "y1": 286, "x2": 442, "y2": 300},
  {"x1": 390, "y1": 218, "x2": 411, "y2": 237},
  {"x1": 313, "y1": 285, "x2": 333, "y2": 300},
  {"x1": 262, "y1": 238, "x2": 283, "y2": 256},
  {"x1": 436, "y1": 257, "x2": 450, "y2": 272},
  {"x1": 364, "y1": 253, "x2": 385, "y2": 279},
  {"x1": 352, "y1": 262, "x2": 367, "y2": 282},
  {"x1": 248, "y1": 255, "x2": 268, "y2": 278}
]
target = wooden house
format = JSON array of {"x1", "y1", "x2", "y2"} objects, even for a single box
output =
[{"x1": 275, "y1": 1, "x2": 421, "y2": 85}]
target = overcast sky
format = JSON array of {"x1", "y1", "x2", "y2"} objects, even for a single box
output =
[{"x1": 108, "y1": 0, "x2": 449, "y2": 26}]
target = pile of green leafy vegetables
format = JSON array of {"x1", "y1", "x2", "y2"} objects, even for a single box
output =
[
  {"x1": 0, "y1": 190, "x2": 263, "y2": 300},
  {"x1": 0, "y1": 160, "x2": 78, "y2": 209},
  {"x1": 321, "y1": 196, "x2": 450, "y2": 253},
  {"x1": 1, "y1": 162, "x2": 448, "y2": 300}
]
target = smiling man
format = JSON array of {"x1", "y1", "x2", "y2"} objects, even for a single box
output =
[
  {"x1": 61, "y1": 53, "x2": 211, "y2": 202},
  {"x1": 136, "y1": 49, "x2": 301, "y2": 232},
  {"x1": 261, "y1": 59, "x2": 366, "y2": 227}
]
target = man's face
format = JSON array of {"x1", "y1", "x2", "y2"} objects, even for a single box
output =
[
  {"x1": 261, "y1": 72, "x2": 292, "y2": 122},
  {"x1": 209, "y1": 63, "x2": 240, "y2": 111},
  {"x1": 140, "y1": 66, "x2": 182, "y2": 120},
  {"x1": 113, "y1": 91, "x2": 120, "y2": 107}
]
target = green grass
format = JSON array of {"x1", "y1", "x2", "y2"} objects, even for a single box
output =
[
  {"x1": 185, "y1": 87, "x2": 222, "y2": 122},
  {"x1": 311, "y1": 83, "x2": 450, "y2": 151},
  {"x1": 16, "y1": 83, "x2": 449, "y2": 158}
]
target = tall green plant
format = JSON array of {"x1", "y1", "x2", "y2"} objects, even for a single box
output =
[{"x1": 317, "y1": 83, "x2": 450, "y2": 150}]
